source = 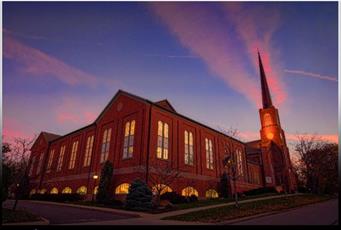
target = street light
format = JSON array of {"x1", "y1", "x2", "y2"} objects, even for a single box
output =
[{"x1": 92, "y1": 174, "x2": 98, "y2": 202}]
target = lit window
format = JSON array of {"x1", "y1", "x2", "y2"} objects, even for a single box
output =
[
  {"x1": 236, "y1": 149, "x2": 243, "y2": 176},
  {"x1": 77, "y1": 186, "x2": 87, "y2": 195},
  {"x1": 29, "y1": 189, "x2": 36, "y2": 196},
  {"x1": 157, "y1": 121, "x2": 169, "y2": 160},
  {"x1": 40, "y1": 189, "x2": 47, "y2": 194},
  {"x1": 57, "y1": 145, "x2": 66, "y2": 171},
  {"x1": 205, "y1": 138, "x2": 214, "y2": 169},
  {"x1": 83, "y1": 136, "x2": 94, "y2": 167},
  {"x1": 36, "y1": 153, "x2": 44, "y2": 176},
  {"x1": 205, "y1": 189, "x2": 219, "y2": 198},
  {"x1": 62, "y1": 187, "x2": 72, "y2": 194},
  {"x1": 47, "y1": 149, "x2": 55, "y2": 172},
  {"x1": 100, "y1": 128, "x2": 112, "y2": 163},
  {"x1": 69, "y1": 141, "x2": 79, "y2": 169},
  {"x1": 123, "y1": 120, "x2": 135, "y2": 159},
  {"x1": 181, "y1": 187, "x2": 199, "y2": 197},
  {"x1": 29, "y1": 156, "x2": 36, "y2": 176},
  {"x1": 93, "y1": 186, "x2": 98, "y2": 195},
  {"x1": 50, "y1": 187, "x2": 58, "y2": 194},
  {"x1": 152, "y1": 184, "x2": 172, "y2": 195},
  {"x1": 115, "y1": 183, "x2": 130, "y2": 194},
  {"x1": 184, "y1": 130, "x2": 194, "y2": 165}
]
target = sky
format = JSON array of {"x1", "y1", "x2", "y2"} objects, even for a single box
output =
[{"x1": 2, "y1": 2, "x2": 338, "y2": 152}]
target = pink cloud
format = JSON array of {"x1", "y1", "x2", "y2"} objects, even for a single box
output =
[
  {"x1": 284, "y1": 69, "x2": 338, "y2": 82},
  {"x1": 223, "y1": 3, "x2": 287, "y2": 107},
  {"x1": 151, "y1": 3, "x2": 261, "y2": 107},
  {"x1": 3, "y1": 31, "x2": 98, "y2": 87}
]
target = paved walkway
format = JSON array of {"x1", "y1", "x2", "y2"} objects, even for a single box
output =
[{"x1": 3, "y1": 194, "x2": 304, "y2": 225}]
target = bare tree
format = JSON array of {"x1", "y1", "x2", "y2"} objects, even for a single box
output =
[
  {"x1": 8, "y1": 135, "x2": 37, "y2": 210},
  {"x1": 144, "y1": 161, "x2": 181, "y2": 207}
]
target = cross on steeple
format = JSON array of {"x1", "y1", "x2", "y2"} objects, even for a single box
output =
[{"x1": 258, "y1": 51, "x2": 273, "y2": 109}]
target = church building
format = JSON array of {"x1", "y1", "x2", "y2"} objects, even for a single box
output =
[{"x1": 27, "y1": 53, "x2": 297, "y2": 199}]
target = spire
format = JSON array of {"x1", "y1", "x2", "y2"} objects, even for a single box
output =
[{"x1": 258, "y1": 51, "x2": 273, "y2": 108}]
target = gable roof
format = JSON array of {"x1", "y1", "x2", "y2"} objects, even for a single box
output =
[
  {"x1": 42, "y1": 132, "x2": 61, "y2": 142},
  {"x1": 154, "y1": 99, "x2": 176, "y2": 112},
  {"x1": 95, "y1": 89, "x2": 245, "y2": 144}
]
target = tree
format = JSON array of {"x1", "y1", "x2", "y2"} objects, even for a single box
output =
[
  {"x1": 2, "y1": 142, "x2": 13, "y2": 203},
  {"x1": 125, "y1": 179, "x2": 152, "y2": 211},
  {"x1": 145, "y1": 161, "x2": 181, "y2": 207},
  {"x1": 96, "y1": 160, "x2": 114, "y2": 203},
  {"x1": 219, "y1": 171, "x2": 229, "y2": 198},
  {"x1": 294, "y1": 134, "x2": 338, "y2": 194}
]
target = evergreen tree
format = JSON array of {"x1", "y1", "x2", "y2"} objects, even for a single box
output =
[
  {"x1": 220, "y1": 171, "x2": 229, "y2": 198},
  {"x1": 96, "y1": 160, "x2": 113, "y2": 203},
  {"x1": 125, "y1": 179, "x2": 152, "y2": 211}
]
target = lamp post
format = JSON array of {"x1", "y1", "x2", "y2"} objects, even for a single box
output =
[{"x1": 92, "y1": 174, "x2": 98, "y2": 202}]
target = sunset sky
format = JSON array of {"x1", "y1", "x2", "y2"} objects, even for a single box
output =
[{"x1": 2, "y1": 2, "x2": 338, "y2": 151}]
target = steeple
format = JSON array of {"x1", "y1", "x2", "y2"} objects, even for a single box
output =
[{"x1": 258, "y1": 51, "x2": 273, "y2": 108}]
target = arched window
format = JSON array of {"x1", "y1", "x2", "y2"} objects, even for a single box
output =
[
  {"x1": 69, "y1": 141, "x2": 79, "y2": 169},
  {"x1": 115, "y1": 183, "x2": 130, "y2": 194},
  {"x1": 50, "y1": 187, "x2": 58, "y2": 194},
  {"x1": 77, "y1": 186, "x2": 87, "y2": 195},
  {"x1": 205, "y1": 138, "x2": 214, "y2": 169},
  {"x1": 30, "y1": 189, "x2": 36, "y2": 196},
  {"x1": 123, "y1": 120, "x2": 135, "y2": 159},
  {"x1": 40, "y1": 189, "x2": 47, "y2": 194},
  {"x1": 205, "y1": 189, "x2": 219, "y2": 199},
  {"x1": 62, "y1": 187, "x2": 72, "y2": 194},
  {"x1": 236, "y1": 149, "x2": 244, "y2": 176},
  {"x1": 100, "y1": 128, "x2": 112, "y2": 163},
  {"x1": 152, "y1": 184, "x2": 172, "y2": 195},
  {"x1": 157, "y1": 121, "x2": 169, "y2": 160},
  {"x1": 181, "y1": 187, "x2": 199, "y2": 197},
  {"x1": 83, "y1": 136, "x2": 94, "y2": 167},
  {"x1": 93, "y1": 186, "x2": 99, "y2": 195}
]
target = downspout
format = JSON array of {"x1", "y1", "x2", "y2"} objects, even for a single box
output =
[{"x1": 145, "y1": 104, "x2": 152, "y2": 184}]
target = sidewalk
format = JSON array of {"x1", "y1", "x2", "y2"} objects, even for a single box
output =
[{"x1": 33, "y1": 193, "x2": 300, "y2": 225}]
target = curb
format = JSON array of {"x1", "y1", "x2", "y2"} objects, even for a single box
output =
[
  {"x1": 28, "y1": 200, "x2": 143, "y2": 218},
  {"x1": 3, "y1": 216, "x2": 50, "y2": 225}
]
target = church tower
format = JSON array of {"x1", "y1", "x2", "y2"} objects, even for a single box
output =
[{"x1": 258, "y1": 52, "x2": 297, "y2": 192}]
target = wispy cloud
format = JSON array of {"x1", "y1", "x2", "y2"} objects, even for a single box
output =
[
  {"x1": 151, "y1": 3, "x2": 261, "y2": 107},
  {"x1": 3, "y1": 31, "x2": 98, "y2": 87},
  {"x1": 284, "y1": 69, "x2": 337, "y2": 82},
  {"x1": 145, "y1": 54, "x2": 200, "y2": 59},
  {"x1": 223, "y1": 3, "x2": 287, "y2": 106},
  {"x1": 150, "y1": 3, "x2": 288, "y2": 108}
]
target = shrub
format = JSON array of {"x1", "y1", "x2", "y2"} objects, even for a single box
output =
[
  {"x1": 244, "y1": 187, "x2": 277, "y2": 196},
  {"x1": 96, "y1": 161, "x2": 114, "y2": 204},
  {"x1": 189, "y1": 194, "x2": 198, "y2": 202},
  {"x1": 219, "y1": 172, "x2": 229, "y2": 198},
  {"x1": 30, "y1": 193, "x2": 85, "y2": 202},
  {"x1": 125, "y1": 179, "x2": 152, "y2": 211},
  {"x1": 160, "y1": 192, "x2": 188, "y2": 204}
]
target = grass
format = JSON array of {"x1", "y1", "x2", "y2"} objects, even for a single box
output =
[
  {"x1": 2, "y1": 208, "x2": 42, "y2": 224},
  {"x1": 174, "y1": 193, "x2": 278, "y2": 210},
  {"x1": 163, "y1": 194, "x2": 333, "y2": 223}
]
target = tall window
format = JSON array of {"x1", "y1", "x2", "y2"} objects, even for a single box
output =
[
  {"x1": 57, "y1": 145, "x2": 66, "y2": 171},
  {"x1": 100, "y1": 128, "x2": 112, "y2": 163},
  {"x1": 236, "y1": 149, "x2": 243, "y2": 176},
  {"x1": 184, "y1": 130, "x2": 194, "y2": 165},
  {"x1": 123, "y1": 120, "x2": 135, "y2": 159},
  {"x1": 36, "y1": 153, "x2": 44, "y2": 175},
  {"x1": 157, "y1": 121, "x2": 169, "y2": 160},
  {"x1": 69, "y1": 141, "x2": 78, "y2": 169},
  {"x1": 29, "y1": 156, "x2": 36, "y2": 176},
  {"x1": 46, "y1": 149, "x2": 55, "y2": 172},
  {"x1": 83, "y1": 136, "x2": 94, "y2": 167},
  {"x1": 205, "y1": 138, "x2": 214, "y2": 169}
]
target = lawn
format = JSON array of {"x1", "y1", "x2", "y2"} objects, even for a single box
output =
[
  {"x1": 2, "y1": 208, "x2": 42, "y2": 224},
  {"x1": 174, "y1": 192, "x2": 278, "y2": 210},
  {"x1": 163, "y1": 194, "x2": 333, "y2": 223}
]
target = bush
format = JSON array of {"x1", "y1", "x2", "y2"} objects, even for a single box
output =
[
  {"x1": 30, "y1": 193, "x2": 85, "y2": 202},
  {"x1": 160, "y1": 192, "x2": 186, "y2": 204},
  {"x1": 96, "y1": 161, "x2": 114, "y2": 203},
  {"x1": 244, "y1": 187, "x2": 277, "y2": 196},
  {"x1": 189, "y1": 194, "x2": 198, "y2": 202},
  {"x1": 125, "y1": 179, "x2": 152, "y2": 211},
  {"x1": 219, "y1": 172, "x2": 229, "y2": 198}
]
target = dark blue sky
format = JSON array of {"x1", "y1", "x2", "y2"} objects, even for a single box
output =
[{"x1": 3, "y1": 2, "x2": 338, "y2": 145}]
